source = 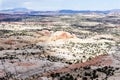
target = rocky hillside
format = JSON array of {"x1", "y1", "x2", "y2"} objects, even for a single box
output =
[{"x1": 0, "y1": 13, "x2": 120, "y2": 80}]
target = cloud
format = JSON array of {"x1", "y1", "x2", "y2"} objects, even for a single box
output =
[
  {"x1": 23, "y1": 2, "x2": 32, "y2": 6},
  {"x1": 1, "y1": 0, "x2": 28, "y2": 9},
  {"x1": 22, "y1": 1, "x2": 32, "y2": 8},
  {"x1": 0, "y1": 0, "x2": 2, "y2": 9}
]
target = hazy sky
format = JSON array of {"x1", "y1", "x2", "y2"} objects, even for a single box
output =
[{"x1": 0, "y1": 0, "x2": 120, "y2": 10}]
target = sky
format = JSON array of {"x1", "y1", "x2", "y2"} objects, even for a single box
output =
[{"x1": 0, "y1": 0, "x2": 120, "y2": 11}]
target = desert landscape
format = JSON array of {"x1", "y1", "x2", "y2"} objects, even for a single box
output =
[{"x1": 0, "y1": 8, "x2": 120, "y2": 80}]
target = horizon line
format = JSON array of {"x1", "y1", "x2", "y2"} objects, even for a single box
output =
[{"x1": 1, "y1": 7, "x2": 120, "y2": 11}]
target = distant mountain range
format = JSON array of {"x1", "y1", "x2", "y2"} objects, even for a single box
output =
[
  {"x1": 1, "y1": 8, "x2": 30, "y2": 12},
  {"x1": 0, "y1": 8, "x2": 32, "y2": 14},
  {"x1": 0, "y1": 8, "x2": 120, "y2": 15}
]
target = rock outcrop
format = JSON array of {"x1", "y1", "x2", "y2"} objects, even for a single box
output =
[{"x1": 48, "y1": 31, "x2": 77, "y2": 41}]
